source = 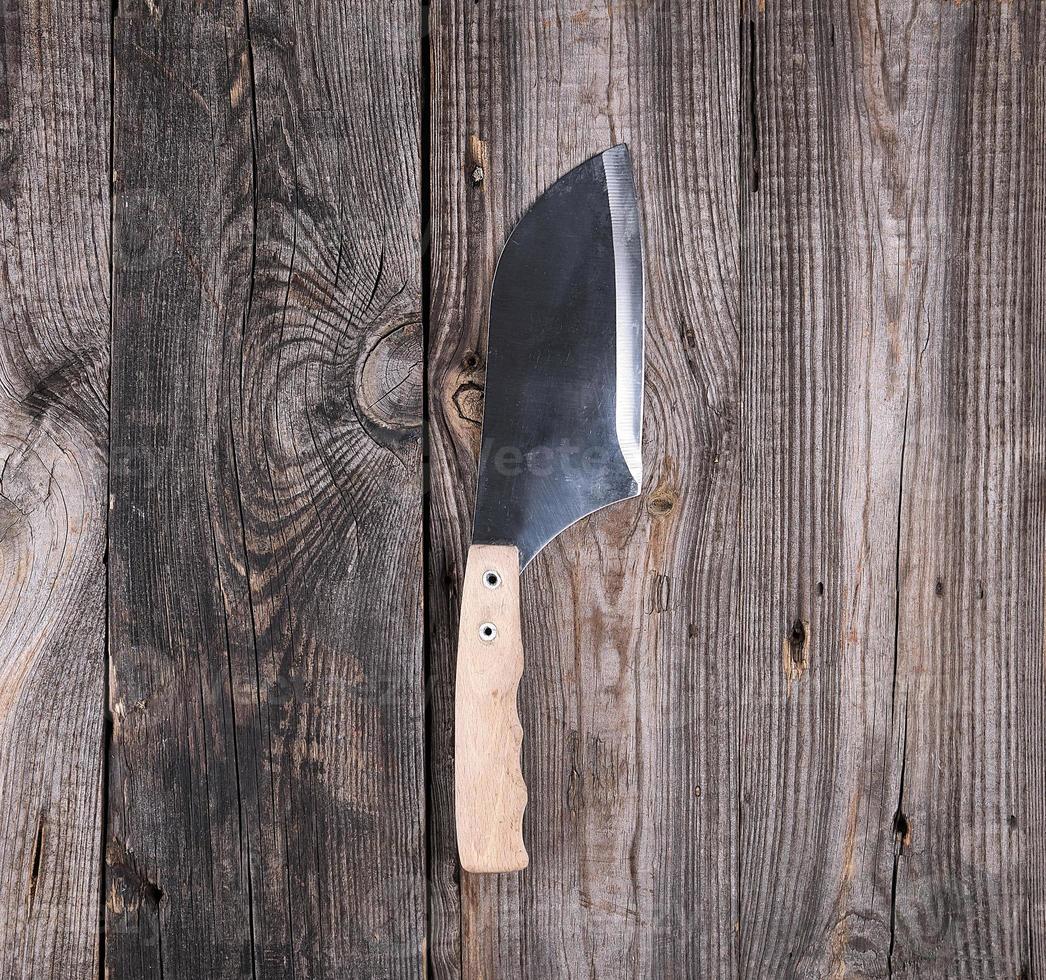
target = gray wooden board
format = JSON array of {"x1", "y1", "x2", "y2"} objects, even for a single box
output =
[
  {"x1": 740, "y1": 3, "x2": 1045, "y2": 976},
  {"x1": 0, "y1": 0, "x2": 1044, "y2": 976},
  {"x1": 430, "y1": 1, "x2": 1046, "y2": 978},
  {"x1": 429, "y1": 1, "x2": 741, "y2": 976},
  {"x1": 107, "y1": 0, "x2": 424, "y2": 975},
  {"x1": 0, "y1": 0, "x2": 110, "y2": 973}
]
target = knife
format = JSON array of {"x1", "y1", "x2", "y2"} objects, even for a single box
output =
[{"x1": 455, "y1": 145, "x2": 645, "y2": 873}]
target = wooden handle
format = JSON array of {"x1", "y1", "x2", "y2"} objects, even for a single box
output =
[{"x1": 454, "y1": 543, "x2": 529, "y2": 872}]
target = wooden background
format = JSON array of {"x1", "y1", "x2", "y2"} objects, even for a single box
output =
[{"x1": 0, "y1": 0, "x2": 1043, "y2": 976}]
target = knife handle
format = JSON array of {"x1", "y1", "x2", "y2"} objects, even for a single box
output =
[{"x1": 454, "y1": 543, "x2": 529, "y2": 872}]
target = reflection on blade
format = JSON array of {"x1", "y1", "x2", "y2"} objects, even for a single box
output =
[
  {"x1": 604, "y1": 145, "x2": 644, "y2": 489},
  {"x1": 472, "y1": 146, "x2": 645, "y2": 569}
]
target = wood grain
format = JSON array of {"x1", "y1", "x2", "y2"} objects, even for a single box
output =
[
  {"x1": 1, "y1": 0, "x2": 1044, "y2": 974},
  {"x1": 107, "y1": 0, "x2": 424, "y2": 975},
  {"x1": 740, "y1": 2, "x2": 1045, "y2": 976},
  {"x1": 455, "y1": 543, "x2": 527, "y2": 874},
  {"x1": 0, "y1": 0, "x2": 109, "y2": 973},
  {"x1": 896, "y1": 6, "x2": 1046, "y2": 976},
  {"x1": 429, "y1": 0, "x2": 740, "y2": 975}
]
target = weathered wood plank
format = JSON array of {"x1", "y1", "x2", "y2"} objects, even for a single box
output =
[
  {"x1": 891, "y1": 6, "x2": 1046, "y2": 976},
  {"x1": 2, "y1": 0, "x2": 1042, "y2": 974},
  {"x1": 108, "y1": 0, "x2": 424, "y2": 975},
  {"x1": 740, "y1": 2, "x2": 1045, "y2": 976},
  {"x1": 1017, "y1": 8, "x2": 1046, "y2": 975},
  {"x1": 0, "y1": 0, "x2": 109, "y2": 973},
  {"x1": 739, "y1": 2, "x2": 909, "y2": 972},
  {"x1": 428, "y1": 2, "x2": 740, "y2": 975}
]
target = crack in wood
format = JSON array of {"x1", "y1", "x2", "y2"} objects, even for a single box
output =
[
  {"x1": 27, "y1": 815, "x2": 44, "y2": 911},
  {"x1": 887, "y1": 700, "x2": 909, "y2": 979}
]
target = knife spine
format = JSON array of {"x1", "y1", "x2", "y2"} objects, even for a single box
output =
[{"x1": 603, "y1": 144, "x2": 645, "y2": 491}]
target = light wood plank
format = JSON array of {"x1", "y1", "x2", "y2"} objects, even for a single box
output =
[
  {"x1": 428, "y1": 2, "x2": 741, "y2": 975},
  {"x1": 740, "y1": 2, "x2": 1045, "y2": 975},
  {"x1": 0, "y1": 0, "x2": 110, "y2": 972}
]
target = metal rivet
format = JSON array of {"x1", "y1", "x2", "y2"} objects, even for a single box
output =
[
  {"x1": 483, "y1": 569, "x2": 502, "y2": 590},
  {"x1": 479, "y1": 622, "x2": 497, "y2": 643}
]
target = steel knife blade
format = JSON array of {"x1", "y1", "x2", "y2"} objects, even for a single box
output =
[
  {"x1": 455, "y1": 146, "x2": 644, "y2": 873},
  {"x1": 472, "y1": 144, "x2": 644, "y2": 566}
]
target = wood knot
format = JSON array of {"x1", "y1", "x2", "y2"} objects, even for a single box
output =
[
  {"x1": 465, "y1": 134, "x2": 488, "y2": 190},
  {"x1": 892, "y1": 809, "x2": 911, "y2": 848},
  {"x1": 647, "y1": 490, "x2": 676, "y2": 517},
  {"x1": 0, "y1": 442, "x2": 62, "y2": 545},
  {"x1": 355, "y1": 317, "x2": 422, "y2": 446},
  {"x1": 783, "y1": 618, "x2": 810, "y2": 682},
  {"x1": 106, "y1": 838, "x2": 165, "y2": 915},
  {"x1": 23, "y1": 346, "x2": 107, "y2": 429},
  {"x1": 451, "y1": 381, "x2": 483, "y2": 427},
  {"x1": 647, "y1": 460, "x2": 679, "y2": 519}
]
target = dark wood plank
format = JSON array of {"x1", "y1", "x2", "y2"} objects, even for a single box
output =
[
  {"x1": 107, "y1": 0, "x2": 424, "y2": 975},
  {"x1": 0, "y1": 0, "x2": 109, "y2": 972},
  {"x1": 740, "y1": 2, "x2": 1045, "y2": 976},
  {"x1": 428, "y1": 2, "x2": 740, "y2": 975}
]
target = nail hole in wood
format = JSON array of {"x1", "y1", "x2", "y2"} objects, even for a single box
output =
[{"x1": 479, "y1": 622, "x2": 497, "y2": 642}]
